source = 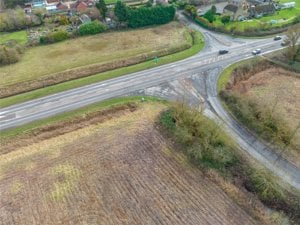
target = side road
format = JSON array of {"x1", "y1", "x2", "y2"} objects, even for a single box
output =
[{"x1": 204, "y1": 67, "x2": 300, "y2": 190}]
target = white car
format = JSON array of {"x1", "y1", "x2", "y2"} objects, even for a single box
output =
[{"x1": 252, "y1": 49, "x2": 261, "y2": 55}]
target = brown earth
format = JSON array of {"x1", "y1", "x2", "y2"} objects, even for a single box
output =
[
  {"x1": 231, "y1": 67, "x2": 300, "y2": 166},
  {"x1": 0, "y1": 103, "x2": 259, "y2": 225}
]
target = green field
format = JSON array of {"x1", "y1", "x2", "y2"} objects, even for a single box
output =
[
  {"x1": 0, "y1": 22, "x2": 189, "y2": 88},
  {"x1": 0, "y1": 30, "x2": 28, "y2": 45},
  {"x1": 0, "y1": 29, "x2": 204, "y2": 107}
]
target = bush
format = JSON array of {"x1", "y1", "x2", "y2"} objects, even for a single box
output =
[
  {"x1": 128, "y1": 5, "x2": 176, "y2": 28},
  {"x1": 78, "y1": 21, "x2": 107, "y2": 36},
  {"x1": 160, "y1": 103, "x2": 238, "y2": 171},
  {"x1": 248, "y1": 168, "x2": 285, "y2": 203},
  {"x1": 40, "y1": 30, "x2": 69, "y2": 44},
  {"x1": 0, "y1": 7, "x2": 42, "y2": 32},
  {"x1": 0, "y1": 45, "x2": 21, "y2": 65}
]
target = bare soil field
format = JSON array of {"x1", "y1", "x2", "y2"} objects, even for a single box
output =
[
  {"x1": 231, "y1": 67, "x2": 300, "y2": 166},
  {"x1": 0, "y1": 103, "x2": 258, "y2": 225},
  {"x1": 0, "y1": 22, "x2": 189, "y2": 89}
]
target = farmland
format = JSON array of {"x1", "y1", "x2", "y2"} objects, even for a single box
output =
[
  {"x1": 0, "y1": 22, "x2": 190, "y2": 88},
  {"x1": 0, "y1": 102, "x2": 257, "y2": 225}
]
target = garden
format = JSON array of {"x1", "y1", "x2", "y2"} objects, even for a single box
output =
[{"x1": 184, "y1": 0, "x2": 300, "y2": 36}]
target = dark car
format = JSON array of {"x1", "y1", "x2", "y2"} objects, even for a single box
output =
[
  {"x1": 274, "y1": 36, "x2": 281, "y2": 41},
  {"x1": 219, "y1": 50, "x2": 229, "y2": 55}
]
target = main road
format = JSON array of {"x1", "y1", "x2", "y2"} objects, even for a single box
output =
[{"x1": 1, "y1": 21, "x2": 300, "y2": 189}]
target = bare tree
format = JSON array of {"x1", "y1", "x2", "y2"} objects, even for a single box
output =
[{"x1": 285, "y1": 24, "x2": 300, "y2": 61}]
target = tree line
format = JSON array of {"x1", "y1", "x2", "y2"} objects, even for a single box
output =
[{"x1": 114, "y1": 1, "x2": 176, "y2": 28}]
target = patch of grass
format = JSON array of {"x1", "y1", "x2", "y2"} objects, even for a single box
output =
[
  {"x1": 0, "y1": 31, "x2": 28, "y2": 45},
  {"x1": 0, "y1": 96, "x2": 164, "y2": 141},
  {"x1": 0, "y1": 31, "x2": 204, "y2": 107},
  {"x1": 49, "y1": 163, "x2": 81, "y2": 201}
]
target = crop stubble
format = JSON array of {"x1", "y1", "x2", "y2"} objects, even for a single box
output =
[{"x1": 0, "y1": 103, "x2": 257, "y2": 225}]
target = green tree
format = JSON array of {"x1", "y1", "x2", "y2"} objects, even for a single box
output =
[
  {"x1": 203, "y1": 9, "x2": 215, "y2": 23},
  {"x1": 221, "y1": 15, "x2": 230, "y2": 25},
  {"x1": 211, "y1": 5, "x2": 216, "y2": 14},
  {"x1": 96, "y1": 0, "x2": 107, "y2": 19},
  {"x1": 114, "y1": 1, "x2": 129, "y2": 23},
  {"x1": 4, "y1": 0, "x2": 30, "y2": 8}
]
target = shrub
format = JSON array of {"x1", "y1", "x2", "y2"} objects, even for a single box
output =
[
  {"x1": 0, "y1": 45, "x2": 20, "y2": 65},
  {"x1": 78, "y1": 21, "x2": 107, "y2": 36},
  {"x1": 160, "y1": 103, "x2": 238, "y2": 171},
  {"x1": 40, "y1": 30, "x2": 69, "y2": 44},
  {"x1": 203, "y1": 9, "x2": 215, "y2": 23},
  {"x1": 248, "y1": 168, "x2": 285, "y2": 203},
  {"x1": 0, "y1": 7, "x2": 42, "y2": 32}
]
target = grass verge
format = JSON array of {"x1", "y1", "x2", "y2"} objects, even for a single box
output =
[
  {"x1": 0, "y1": 31, "x2": 204, "y2": 108},
  {"x1": 0, "y1": 96, "x2": 164, "y2": 141}
]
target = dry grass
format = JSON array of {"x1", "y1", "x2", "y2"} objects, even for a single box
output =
[
  {"x1": 0, "y1": 22, "x2": 188, "y2": 89},
  {"x1": 0, "y1": 102, "x2": 259, "y2": 225},
  {"x1": 231, "y1": 67, "x2": 300, "y2": 166}
]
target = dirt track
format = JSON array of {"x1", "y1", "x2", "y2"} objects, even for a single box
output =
[{"x1": 0, "y1": 103, "x2": 257, "y2": 225}]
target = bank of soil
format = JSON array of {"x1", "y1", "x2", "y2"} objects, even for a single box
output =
[
  {"x1": 0, "y1": 103, "x2": 258, "y2": 225},
  {"x1": 231, "y1": 67, "x2": 300, "y2": 166}
]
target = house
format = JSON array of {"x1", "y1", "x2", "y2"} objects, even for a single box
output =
[
  {"x1": 71, "y1": 1, "x2": 88, "y2": 12},
  {"x1": 56, "y1": 2, "x2": 69, "y2": 11},
  {"x1": 24, "y1": 3, "x2": 32, "y2": 14},
  {"x1": 223, "y1": 0, "x2": 249, "y2": 21},
  {"x1": 223, "y1": 0, "x2": 276, "y2": 20},
  {"x1": 249, "y1": 3, "x2": 276, "y2": 17}
]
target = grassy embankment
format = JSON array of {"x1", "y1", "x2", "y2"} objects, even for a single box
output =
[
  {"x1": 0, "y1": 23, "x2": 204, "y2": 107},
  {"x1": 0, "y1": 96, "x2": 163, "y2": 141},
  {"x1": 160, "y1": 102, "x2": 300, "y2": 224}
]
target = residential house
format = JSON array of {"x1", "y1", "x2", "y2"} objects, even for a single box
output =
[
  {"x1": 56, "y1": 2, "x2": 69, "y2": 11},
  {"x1": 71, "y1": 1, "x2": 88, "y2": 12},
  {"x1": 223, "y1": 0, "x2": 276, "y2": 20},
  {"x1": 249, "y1": 3, "x2": 276, "y2": 17},
  {"x1": 223, "y1": 0, "x2": 249, "y2": 21}
]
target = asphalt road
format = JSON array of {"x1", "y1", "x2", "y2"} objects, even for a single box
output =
[{"x1": 1, "y1": 21, "x2": 299, "y2": 189}]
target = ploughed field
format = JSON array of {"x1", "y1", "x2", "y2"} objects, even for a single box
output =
[{"x1": 0, "y1": 103, "x2": 257, "y2": 225}]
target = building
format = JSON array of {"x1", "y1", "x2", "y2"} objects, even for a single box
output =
[
  {"x1": 71, "y1": 1, "x2": 88, "y2": 12},
  {"x1": 56, "y1": 2, "x2": 69, "y2": 11},
  {"x1": 223, "y1": 0, "x2": 276, "y2": 20}
]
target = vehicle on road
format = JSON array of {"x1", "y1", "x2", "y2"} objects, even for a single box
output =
[
  {"x1": 281, "y1": 40, "x2": 290, "y2": 46},
  {"x1": 219, "y1": 50, "x2": 229, "y2": 55},
  {"x1": 252, "y1": 49, "x2": 261, "y2": 55},
  {"x1": 274, "y1": 36, "x2": 282, "y2": 41}
]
